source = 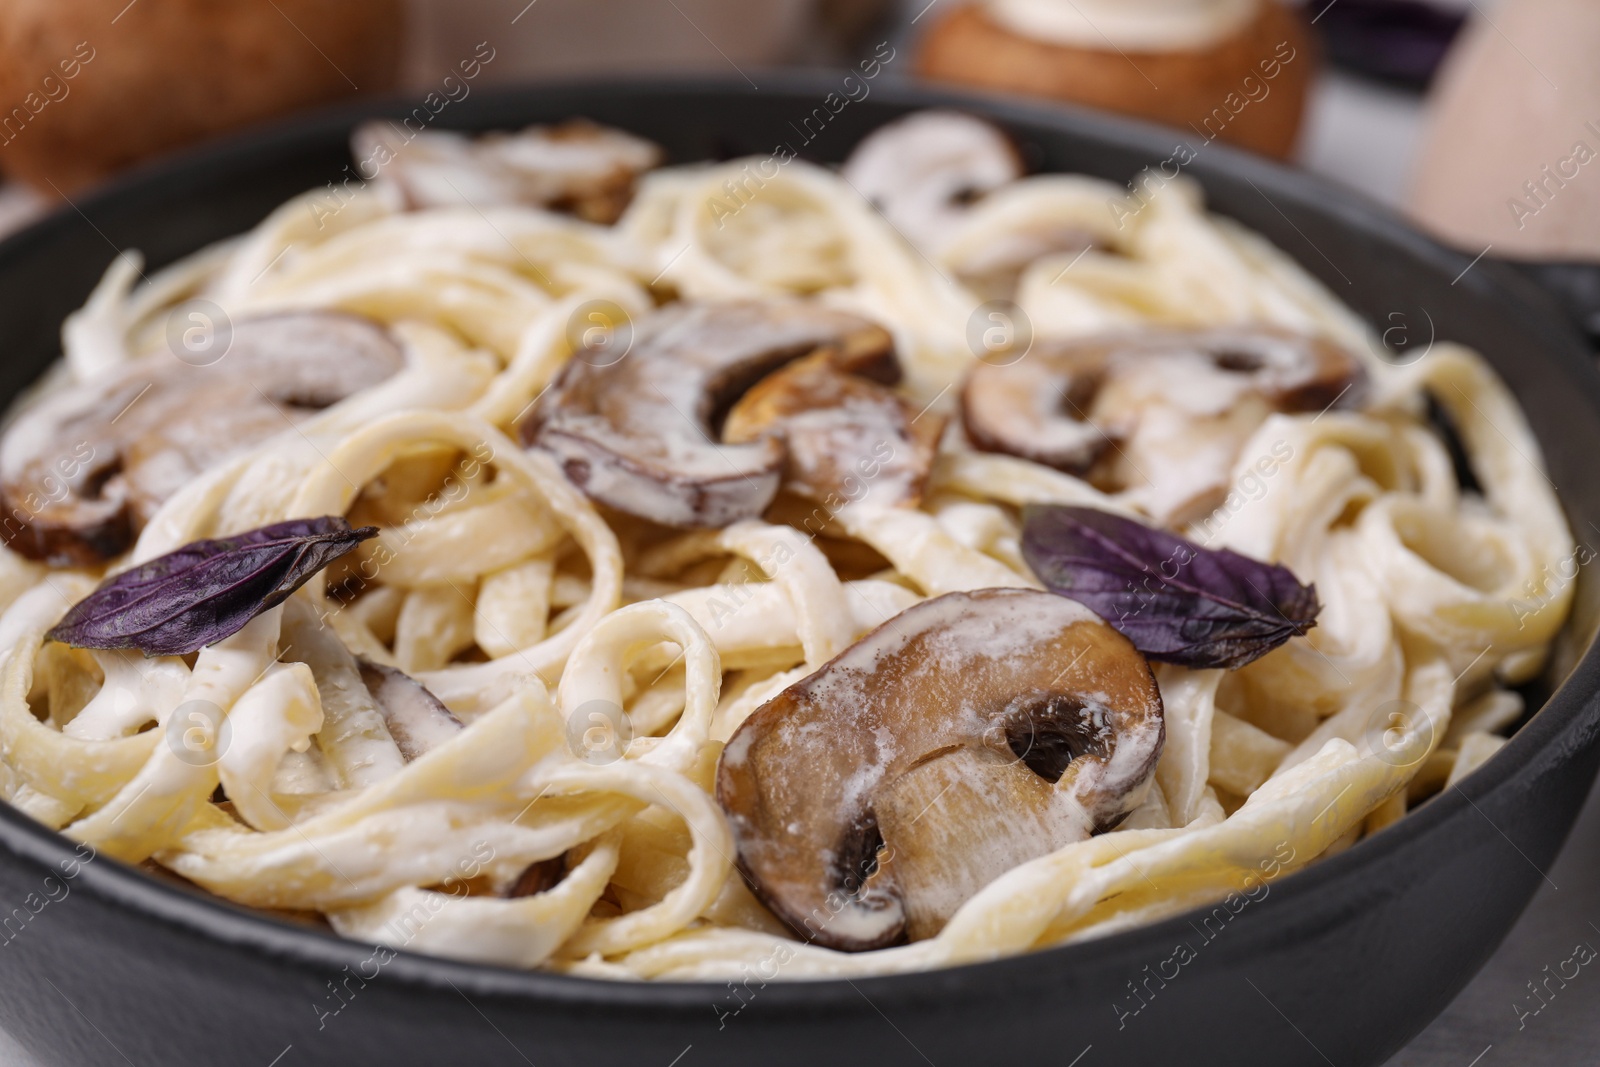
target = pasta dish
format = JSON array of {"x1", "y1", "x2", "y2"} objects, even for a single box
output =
[{"x1": 0, "y1": 110, "x2": 1573, "y2": 980}]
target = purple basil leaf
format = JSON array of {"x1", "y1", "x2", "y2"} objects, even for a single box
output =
[
  {"x1": 47, "y1": 517, "x2": 376, "y2": 656},
  {"x1": 1020, "y1": 505, "x2": 1319, "y2": 670}
]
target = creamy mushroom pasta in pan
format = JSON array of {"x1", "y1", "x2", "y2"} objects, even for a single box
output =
[{"x1": 0, "y1": 110, "x2": 1572, "y2": 980}]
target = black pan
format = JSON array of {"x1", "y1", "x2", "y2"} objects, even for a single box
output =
[{"x1": 0, "y1": 75, "x2": 1597, "y2": 1067}]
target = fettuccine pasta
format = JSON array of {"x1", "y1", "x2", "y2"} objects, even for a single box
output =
[{"x1": 0, "y1": 112, "x2": 1572, "y2": 981}]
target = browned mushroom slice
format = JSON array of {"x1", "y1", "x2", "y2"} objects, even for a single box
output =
[
  {"x1": 356, "y1": 659, "x2": 463, "y2": 762},
  {"x1": 521, "y1": 301, "x2": 895, "y2": 528},
  {"x1": 0, "y1": 311, "x2": 402, "y2": 567},
  {"x1": 840, "y1": 110, "x2": 1023, "y2": 254},
  {"x1": 716, "y1": 588, "x2": 1163, "y2": 950},
  {"x1": 353, "y1": 119, "x2": 663, "y2": 224},
  {"x1": 962, "y1": 328, "x2": 1367, "y2": 523},
  {"x1": 722, "y1": 349, "x2": 944, "y2": 507},
  {"x1": 961, "y1": 342, "x2": 1110, "y2": 472}
]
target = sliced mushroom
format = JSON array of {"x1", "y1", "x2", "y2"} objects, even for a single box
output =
[
  {"x1": 717, "y1": 588, "x2": 1163, "y2": 950},
  {"x1": 950, "y1": 222, "x2": 1105, "y2": 301},
  {"x1": 840, "y1": 110, "x2": 1023, "y2": 255},
  {"x1": 507, "y1": 855, "x2": 568, "y2": 898},
  {"x1": 722, "y1": 349, "x2": 944, "y2": 507},
  {"x1": 961, "y1": 328, "x2": 1367, "y2": 524},
  {"x1": 353, "y1": 119, "x2": 663, "y2": 224},
  {"x1": 357, "y1": 658, "x2": 463, "y2": 762},
  {"x1": 521, "y1": 300, "x2": 896, "y2": 528},
  {"x1": 962, "y1": 341, "x2": 1110, "y2": 472},
  {"x1": 0, "y1": 312, "x2": 402, "y2": 566}
]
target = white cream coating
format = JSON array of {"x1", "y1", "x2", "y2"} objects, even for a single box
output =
[
  {"x1": 219, "y1": 663, "x2": 325, "y2": 832},
  {"x1": 62, "y1": 650, "x2": 189, "y2": 741}
]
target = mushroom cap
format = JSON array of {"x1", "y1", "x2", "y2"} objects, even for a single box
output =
[
  {"x1": 722, "y1": 349, "x2": 944, "y2": 508},
  {"x1": 354, "y1": 119, "x2": 663, "y2": 224},
  {"x1": 0, "y1": 311, "x2": 402, "y2": 567},
  {"x1": 840, "y1": 110, "x2": 1024, "y2": 255},
  {"x1": 961, "y1": 327, "x2": 1368, "y2": 522},
  {"x1": 522, "y1": 300, "x2": 896, "y2": 528},
  {"x1": 717, "y1": 588, "x2": 1164, "y2": 950}
]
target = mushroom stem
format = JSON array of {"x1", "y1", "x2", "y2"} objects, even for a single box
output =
[{"x1": 874, "y1": 746, "x2": 1093, "y2": 940}]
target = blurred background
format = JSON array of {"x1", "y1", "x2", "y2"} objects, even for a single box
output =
[
  {"x1": 1, "y1": 0, "x2": 1581, "y2": 340},
  {"x1": 0, "y1": 0, "x2": 1594, "y2": 283},
  {"x1": 3, "y1": 0, "x2": 1596, "y2": 342},
  {"x1": 0, "y1": 2, "x2": 1597, "y2": 1065}
]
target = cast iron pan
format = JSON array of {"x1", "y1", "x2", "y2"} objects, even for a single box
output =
[{"x1": 0, "y1": 75, "x2": 1597, "y2": 1067}]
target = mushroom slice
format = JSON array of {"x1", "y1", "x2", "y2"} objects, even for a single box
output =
[
  {"x1": 521, "y1": 300, "x2": 894, "y2": 528},
  {"x1": 507, "y1": 855, "x2": 568, "y2": 898},
  {"x1": 353, "y1": 119, "x2": 663, "y2": 224},
  {"x1": 840, "y1": 110, "x2": 1023, "y2": 255},
  {"x1": 961, "y1": 328, "x2": 1368, "y2": 523},
  {"x1": 356, "y1": 658, "x2": 463, "y2": 762},
  {"x1": 0, "y1": 311, "x2": 402, "y2": 566},
  {"x1": 961, "y1": 342, "x2": 1111, "y2": 473},
  {"x1": 717, "y1": 588, "x2": 1163, "y2": 950},
  {"x1": 722, "y1": 349, "x2": 944, "y2": 508},
  {"x1": 950, "y1": 223, "x2": 1105, "y2": 301}
]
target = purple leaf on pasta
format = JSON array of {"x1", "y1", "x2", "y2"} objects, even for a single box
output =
[
  {"x1": 1020, "y1": 505, "x2": 1319, "y2": 670},
  {"x1": 47, "y1": 517, "x2": 376, "y2": 657}
]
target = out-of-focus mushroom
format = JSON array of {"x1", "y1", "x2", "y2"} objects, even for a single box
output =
[
  {"x1": 961, "y1": 328, "x2": 1367, "y2": 524},
  {"x1": 0, "y1": 312, "x2": 402, "y2": 567},
  {"x1": 722, "y1": 349, "x2": 944, "y2": 508},
  {"x1": 840, "y1": 110, "x2": 1023, "y2": 255},
  {"x1": 353, "y1": 119, "x2": 664, "y2": 224},
  {"x1": 507, "y1": 855, "x2": 568, "y2": 898},
  {"x1": 717, "y1": 588, "x2": 1163, "y2": 949},
  {"x1": 522, "y1": 300, "x2": 897, "y2": 528},
  {"x1": 357, "y1": 659, "x2": 463, "y2": 762},
  {"x1": 948, "y1": 222, "x2": 1105, "y2": 300}
]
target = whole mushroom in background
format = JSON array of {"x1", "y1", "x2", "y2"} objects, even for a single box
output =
[
  {"x1": 0, "y1": 0, "x2": 402, "y2": 194},
  {"x1": 915, "y1": 0, "x2": 1315, "y2": 160}
]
